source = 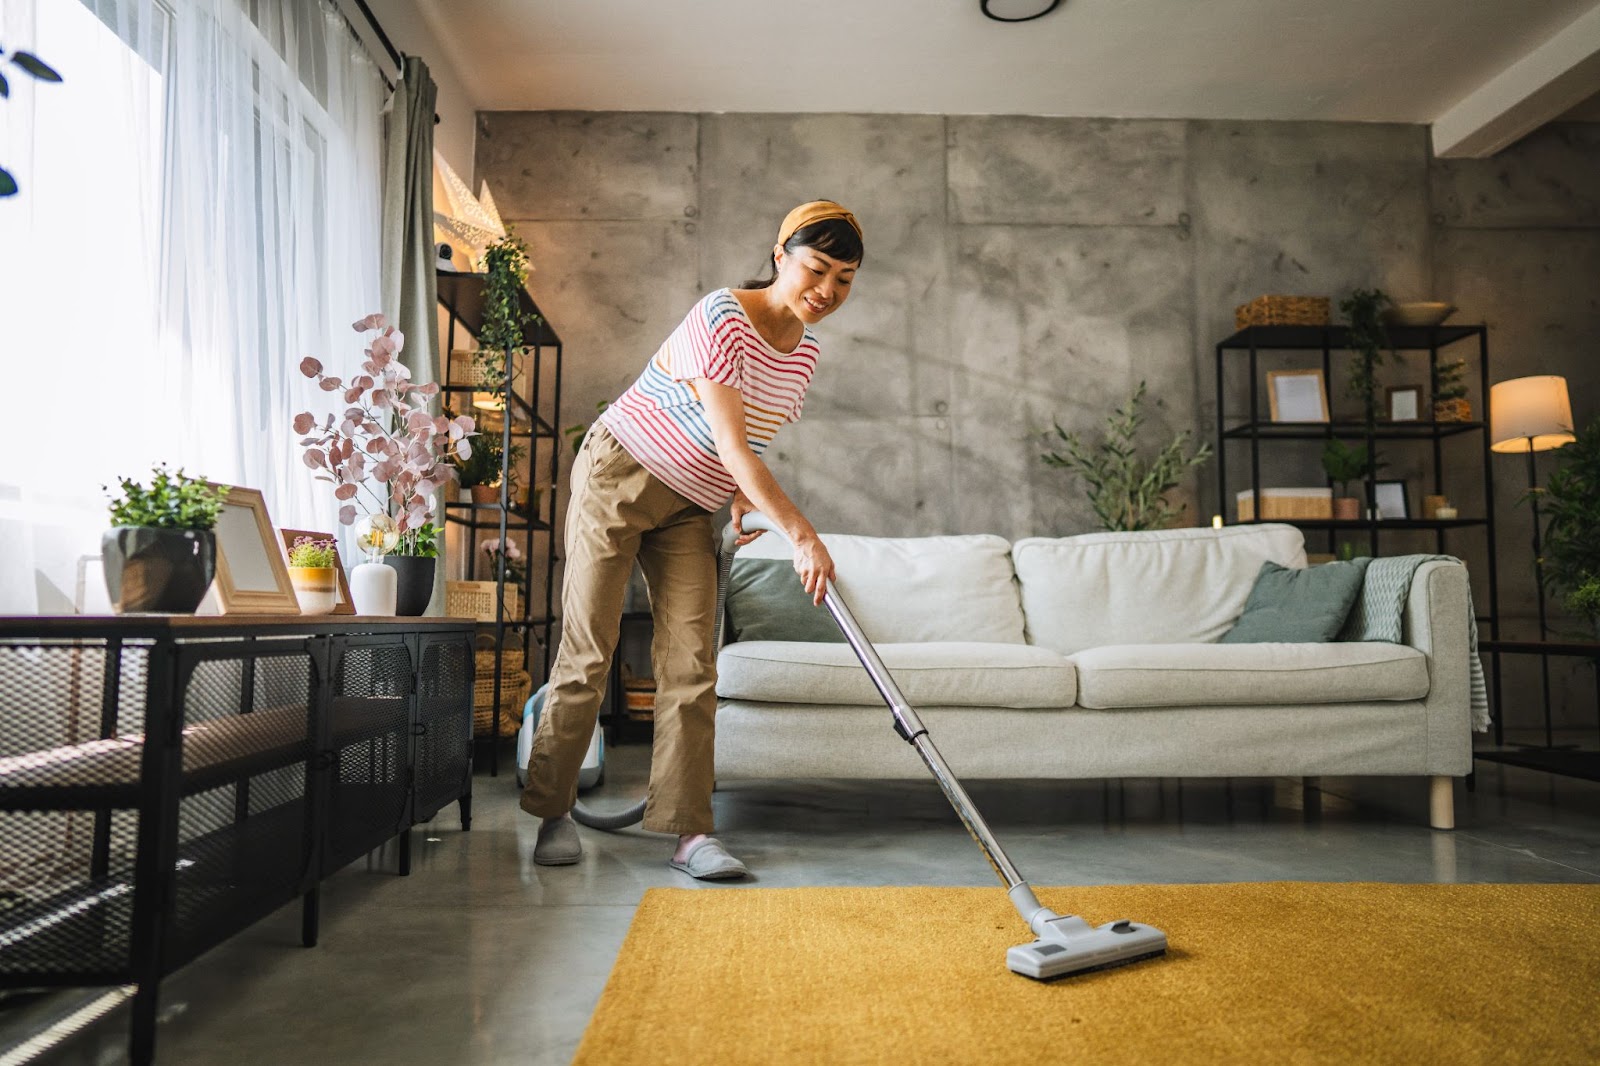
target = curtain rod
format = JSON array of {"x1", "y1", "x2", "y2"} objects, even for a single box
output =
[{"x1": 340, "y1": 0, "x2": 441, "y2": 125}]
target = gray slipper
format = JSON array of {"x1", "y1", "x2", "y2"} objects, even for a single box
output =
[
  {"x1": 533, "y1": 817, "x2": 582, "y2": 866},
  {"x1": 669, "y1": 836, "x2": 748, "y2": 881}
]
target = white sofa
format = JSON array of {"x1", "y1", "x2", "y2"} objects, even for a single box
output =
[{"x1": 713, "y1": 524, "x2": 1473, "y2": 829}]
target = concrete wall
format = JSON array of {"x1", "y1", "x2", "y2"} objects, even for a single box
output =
[{"x1": 475, "y1": 113, "x2": 1600, "y2": 729}]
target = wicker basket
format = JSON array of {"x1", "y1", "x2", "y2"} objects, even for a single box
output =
[
  {"x1": 448, "y1": 580, "x2": 522, "y2": 623},
  {"x1": 1433, "y1": 398, "x2": 1472, "y2": 423},
  {"x1": 447, "y1": 349, "x2": 494, "y2": 387},
  {"x1": 1237, "y1": 488, "x2": 1334, "y2": 522},
  {"x1": 470, "y1": 643, "x2": 528, "y2": 736},
  {"x1": 623, "y1": 676, "x2": 656, "y2": 722},
  {"x1": 473, "y1": 667, "x2": 530, "y2": 737},
  {"x1": 1235, "y1": 295, "x2": 1330, "y2": 329}
]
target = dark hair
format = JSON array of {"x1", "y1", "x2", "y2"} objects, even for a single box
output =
[{"x1": 741, "y1": 216, "x2": 865, "y2": 289}]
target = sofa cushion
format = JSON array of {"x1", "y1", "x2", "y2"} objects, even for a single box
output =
[
  {"x1": 716, "y1": 641, "x2": 1074, "y2": 708},
  {"x1": 733, "y1": 532, "x2": 1026, "y2": 644},
  {"x1": 1220, "y1": 560, "x2": 1367, "y2": 644},
  {"x1": 726, "y1": 558, "x2": 846, "y2": 643},
  {"x1": 1012, "y1": 524, "x2": 1308, "y2": 654},
  {"x1": 1071, "y1": 642, "x2": 1429, "y2": 709}
]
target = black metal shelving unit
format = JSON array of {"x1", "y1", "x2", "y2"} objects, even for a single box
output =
[
  {"x1": 1214, "y1": 322, "x2": 1504, "y2": 717},
  {"x1": 436, "y1": 270, "x2": 562, "y2": 774}
]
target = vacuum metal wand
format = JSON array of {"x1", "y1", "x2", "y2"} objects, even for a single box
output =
[{"x1": 723, "y1": 513, "x2": 1168, "y2": 980}]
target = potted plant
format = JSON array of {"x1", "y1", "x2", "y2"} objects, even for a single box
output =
[
  {"x1": 102, "y1": 464, "x2": 229, "y2": 613},
  {"x1": 1340, "y1": 288, "x2": 1393, "y2": 425},
  {"x1": 1535, "y1": 415, "x2": 1600, "y2": 634},
  {"x1": 1321, "y1": 439, "x2": 1384, "y2": 521},
  {"x1": 1432, "y1": 357, "x2": 1471, "y2": 422},
  {"x1": 295, "y1": 313, "x2": 475, "y2": 615},
  {"x1": 286, "y1": 535, "x2": 340, "y2": 615},
  {"x1": 1042, "y1": 381, "x2": 1212, "y2": 531},
  {"x1": 478, "y1": 231, "x2": 539, "y2": 401}
]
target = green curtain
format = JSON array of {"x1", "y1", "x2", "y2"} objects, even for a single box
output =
[{"x1": 381, "y1": 55, "x2": 445, "y2": 612}]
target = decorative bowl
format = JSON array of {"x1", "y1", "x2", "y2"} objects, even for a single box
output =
[{"x1": 1384, "y1": 302, "x2": 1457, "y2": 327}]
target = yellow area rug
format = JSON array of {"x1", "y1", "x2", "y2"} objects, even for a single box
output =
[{"x1": 573, "y1": 882, "x2": 1600, "y2": 1065}]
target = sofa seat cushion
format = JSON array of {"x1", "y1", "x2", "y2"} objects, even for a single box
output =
[
  {"x1": 716, "y1": 641, "x2": 1075, "y2": 709},
  {"x1": 1071, "y1": 642, "x2": 1429, "y2": 709}
]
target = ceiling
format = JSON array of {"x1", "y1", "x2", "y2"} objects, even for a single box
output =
[{"x1": 414, "y1": 0, "x2": 1600, "y2": 125}]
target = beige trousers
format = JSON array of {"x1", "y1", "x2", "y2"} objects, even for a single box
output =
[{"x1": 518, "y1": 423, "x2": 719, "y2": 835}]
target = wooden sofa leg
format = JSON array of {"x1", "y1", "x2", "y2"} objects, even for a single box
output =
[{"x1": 1429, "y1": 776, "x2": 1455, "y2": 830}]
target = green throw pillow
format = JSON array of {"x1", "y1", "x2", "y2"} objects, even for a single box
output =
[
  {"x1": 725, "y1": 558, "x2": 844, "y2": 644},
  {"x1": 1219, "y1": 560, "x2": 1367, "y2": 644}
]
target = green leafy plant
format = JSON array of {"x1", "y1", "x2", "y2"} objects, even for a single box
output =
[
  {"x1": 287, "y1": 536, "x2": 338, "y2": 568},
  {"x1": 1432, "y1": 358, "x2": 1469, "y2": 403},
  {"x1": 451, "y1": 427, "x2": 524, "y2": 490},
  {"x1": 106, "y1": 465, "x2": 229, "y2": 531},
  {"x1": 1321, "y1": 439, "x2": 1385, "y2": 498},
  {"x1": 1043, "y1": 381, "x2": 1212, "y2": 531},
  {"x1": 1536, "y1": 416, "x2": 1600, "y2": 613},
  {"x1": 1, "y1": 46, "x2": 63, "y2": 198},
  {"x1": 1337, "y1": 541, "x2": 1372, "y2": 561},
  {"x1": 478, "y1": 232, "x2": 540, "y2": 394},
  {"x1": 406, "y1": 523, "x2": 439, "y2": 559},
  {"x1": 1340, "y1": 288, "x2": 1393, "y2": 424},
  {"x1": 1565, "y1": 575, "x2": 1600, "y2": 623}
]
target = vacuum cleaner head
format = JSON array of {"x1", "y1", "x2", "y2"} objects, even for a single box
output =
[{"x1": 1006, "y1": 914, "x2": 1168, "y2": 981}]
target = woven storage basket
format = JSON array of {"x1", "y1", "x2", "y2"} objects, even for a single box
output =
[
  {"x1": 1235, "y1": 295, "x2": 1330, "y2": 329},
  {"x1": 448, "y1": 580, "x2": 522, "y2": 623},
  {"x1": 447, "y1": 349, "x2": 494, "y2": 387},
  {"x1": 1433, "y1": 398, "x2": 1472, "y2": 423},
  {"x1": 473, "y1": 667, "x2": 530, "y2": 737},
  {"x1": 1237, "y1": 488, "x2": 1333, "y2": 522}
]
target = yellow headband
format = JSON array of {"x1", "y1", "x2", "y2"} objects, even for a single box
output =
[{"x1": 777, "y1": 200, "x2": 863, "y2": 249}]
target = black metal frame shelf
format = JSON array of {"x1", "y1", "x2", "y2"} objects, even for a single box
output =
[
  {"x1": 1221, "y1": 420, "x2": 1487, "y2": 441},
  {"x1": 437, "y1": 269, "x2": 563, "y2": 774},
  {"x1": 0, "y1": 615, "x2": 474, "y2": 1066},
  {"x1": 1214, "y1": 320, "x2": 1503, "y2": 711}
]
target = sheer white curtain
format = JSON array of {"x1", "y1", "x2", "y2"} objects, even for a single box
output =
[{"x1": 0, "y1": 0, "x2": 384, "y2": 613}]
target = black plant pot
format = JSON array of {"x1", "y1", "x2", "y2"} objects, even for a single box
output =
[
  {"x1": 102, "y1": 527, "x2": 216, "y2": 614},
  {"x1": 384, "y1": 556, "x2": 436, "y2": 616}
]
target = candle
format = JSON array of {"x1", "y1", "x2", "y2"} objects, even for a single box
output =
[{"x1": 1212, "y1": 514, "x2": 1224, "y2": 529}]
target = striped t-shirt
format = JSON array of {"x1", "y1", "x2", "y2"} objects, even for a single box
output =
[{"x1": 599, "y1": 289, "x2": 819, "y2": 511}]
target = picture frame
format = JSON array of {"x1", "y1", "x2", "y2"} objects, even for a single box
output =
[
  {"x1": 1372, "y1": 479, "x2": 1410, "y2": 521},
  {"x1": 278, "y1": 528, "x2": 356, "y2": 615},
  {"x1": 1266, "y1": 369, "x2": 1329, "y2": 423},
  {"x1": 209, "y1": 485, "x2": 300, "y2": 613},
  {"x1": 1387, "y1": 385, "x2": 1422, "y2": 422}
]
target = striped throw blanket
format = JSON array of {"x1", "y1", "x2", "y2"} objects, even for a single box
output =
[{"x1": 1339, "y1": 555, "x2": 1489, "y2": 731}]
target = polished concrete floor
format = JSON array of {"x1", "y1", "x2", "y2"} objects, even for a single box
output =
[{"x1": 6, "y1": 738, "x2": 1600, "y2": 1065}]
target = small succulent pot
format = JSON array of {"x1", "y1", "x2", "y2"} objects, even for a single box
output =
[
  {"x1": 469, "y1": 484, "x2": 499, "y2": 505},
  {"x1": 384, "y1": 555, "x2": 437, "y2": 616},
  {"x1": 1332, "y1": 497, "x2": 1361, "y2": 521},
  {"x1": 1433, "y1": 398, "x2": 1472, "y2": 423},
  {"x1": 288, "y1": 566, "x2": 339, "y2": 615},
  {"x1": 101, "y1": 527, "x2": 216, "y2": 614}
]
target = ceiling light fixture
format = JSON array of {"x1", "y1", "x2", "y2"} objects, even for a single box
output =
[{"x1": 980, "y1": 0, "x2": 1062, "y2": 22}]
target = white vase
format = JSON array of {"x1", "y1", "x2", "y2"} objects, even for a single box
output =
[{"x1": 349, "y1": 560, "x2": 397, "y2": 616}]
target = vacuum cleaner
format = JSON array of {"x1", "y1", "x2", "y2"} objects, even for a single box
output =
[{"x1": 572, "y1": 512, "x2": 1168, "y2": 981}]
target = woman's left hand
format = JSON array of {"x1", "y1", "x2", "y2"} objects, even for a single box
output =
[{"x1": 731, "y1": 491, "x2": 765, "y2": 546}]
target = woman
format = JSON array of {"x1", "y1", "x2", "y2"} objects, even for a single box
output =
[{"x1": 519, "y1": 200, "x2": 864, "y2": 879}]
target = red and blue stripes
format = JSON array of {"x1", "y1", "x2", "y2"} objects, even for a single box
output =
[{"x1": 601, "y1": 289, "x2": 818, "y2": 510}]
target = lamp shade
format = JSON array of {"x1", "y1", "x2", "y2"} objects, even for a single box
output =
[{"x1": 1489, "y1": 375, "x2": 1575, "y2": 453}]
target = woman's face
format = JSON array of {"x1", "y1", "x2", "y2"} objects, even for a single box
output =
[{"x1": 771, "y1": 243, "x2": 859, "y2": 325}]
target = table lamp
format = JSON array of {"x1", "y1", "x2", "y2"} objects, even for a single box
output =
[{"x1": 1489, "y1": 376, "x2": 1575, "y2": 735}]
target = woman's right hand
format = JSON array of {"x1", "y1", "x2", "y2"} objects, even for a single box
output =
[{"x1": 792, "y1": 534, "x2": 837, "y2": 607}]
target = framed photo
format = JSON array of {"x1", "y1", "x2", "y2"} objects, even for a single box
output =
[
  {"x1": 209, "y1": 485, "x2": 300, "y2": 613},
  {"x1": 279, "y1": 528, "x2": 355, "y2": 615},
  {"x1": 1373, "y1": 479, "x2": 1410, "y2": 521},
  {"x1": 1387, "y1": 385, "x2": 1422, "y2": 422},
  {"x1": 1266, "y1": 369, "x2": 1330, "y2": 423}
]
